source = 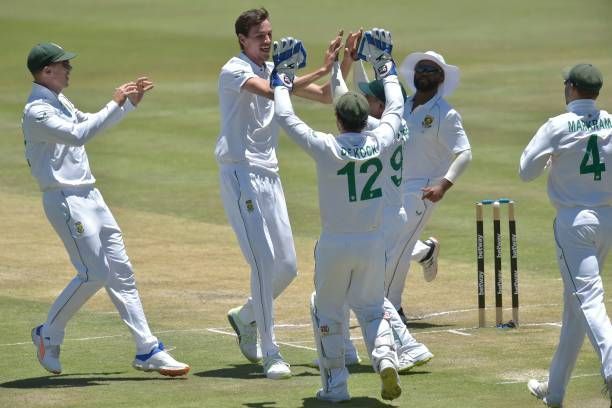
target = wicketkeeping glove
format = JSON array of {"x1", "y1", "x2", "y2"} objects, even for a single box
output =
[
  {"x1": 270, "y1": 37, "x2": 307, "y2": 90},
  {"x1": 357, "y1": 28, "x2": 396, "y2": 79}
]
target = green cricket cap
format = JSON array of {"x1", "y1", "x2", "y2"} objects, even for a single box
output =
[
  {"x1": 358, "y1": 79, "x2": 408, "y2": 104},
  {"x1": 27, "y1": 42, "x2": 76, "y2": 74},
  {"x1": 563, "y1": 63, "x2": 603, "y2": 92},
  {"x1": 335, "y1": 92, "x2": 369, "y2": 131}
]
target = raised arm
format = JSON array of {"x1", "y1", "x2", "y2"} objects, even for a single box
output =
[
  {"x1": 242, "y1": 32, "x2": 343, "y2": 102},
  {"x1": 358, "y1": 28, "x2": 403, "y2": 144},
  {"x1": 292, "y1": 31, "x2": 343, "y2": 103},
  {"x1": 271, "y1": 37, "x2": 331, "y2": 156},
  {"x1": 24, "y1": 82, "x2": 142, "y2": 146}
]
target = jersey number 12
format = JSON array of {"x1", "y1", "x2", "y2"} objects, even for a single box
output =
[{"x1": 337, "y1": 158, "x2": 382, "y2": 202}]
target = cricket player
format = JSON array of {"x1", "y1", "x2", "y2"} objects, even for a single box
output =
[
  {"x1": 216, "y1": 8, "x2": 343, "y2": 379},
  {"x1": 521, "y1": 63, "x2": 612, "y2": 407},
  {"x1": 327, "y1": 44, "x2": 434, "y2": 373},
  {"x1": 22, "y1": 42, "x2": 189, "y2": 376},
  {"x1": 272, "y1": 29, "x2": 403, "y2": 402},
  {"x1": 384, "y1": 51, "x2": 472, "y2": 320}
]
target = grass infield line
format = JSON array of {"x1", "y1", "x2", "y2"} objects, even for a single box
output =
[
  {"x1": 0, "y1": 321, "x2": 564, "y2": 347},
  {"x1": 496, "y1": 373, "x2": 601, "y2": 385}
]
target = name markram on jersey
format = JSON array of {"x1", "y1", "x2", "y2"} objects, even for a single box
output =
[{"x1": 567, "y1": 117, "x2": 612, "y2": 133}]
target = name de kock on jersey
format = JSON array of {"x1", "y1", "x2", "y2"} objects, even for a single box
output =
[{"x1": 340, "y1": 144, "x2": 380, "y2": 159}]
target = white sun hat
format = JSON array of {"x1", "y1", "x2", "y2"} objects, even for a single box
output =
[{"x1": 400, "y1": 51, "x2": 460, "y2": 97}]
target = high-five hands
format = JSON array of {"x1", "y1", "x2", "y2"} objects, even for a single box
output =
[
  {"x1": 357, "y1": 28, "x2": 396, "y2": 79},
  {"x1": 113, "y1": 77, "x2": 154, "y2": 106},
  {"x1": 270, "y1": 37, "x2": 307, "y2": 90}
]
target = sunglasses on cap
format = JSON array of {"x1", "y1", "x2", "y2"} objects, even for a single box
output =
[{"x1": 414, "y1": 65, "x2": 442, "y2": 74}]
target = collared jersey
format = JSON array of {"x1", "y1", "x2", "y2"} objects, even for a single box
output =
[
  {"x1": 275, "y1": 77, "x2": 404, "y2": 233},
  {"x1": 21, "y1": 83, "x2": 133, "y2": 191},
  {"x1": 403, "y1": 92, "x2": 470, "y2": 180},
  {"x1": 520, "y1": 99, "x2": 612, "y2": 208},
  {"x1": 215, "y1": 52, "x2": 279, "y2": 171}
]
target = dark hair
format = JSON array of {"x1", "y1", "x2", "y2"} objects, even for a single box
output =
[
  {"x1": 335, "y1": 111, "x2": 368, "y2": 133},
  {"x1": 576, "y1": 86, "x2": 599, "y2": 99},
  {"x1": 235, "y1": 8, "x2": 269, "y2": 50}
]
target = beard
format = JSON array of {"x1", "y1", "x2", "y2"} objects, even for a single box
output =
[{"x1": 414, "y1": 77, "x2": 439, "y2": 92}]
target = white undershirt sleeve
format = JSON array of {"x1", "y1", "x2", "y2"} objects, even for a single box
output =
[
  {"x1": 331, "y1": 62, "x2": 349, "y2": 101},
  {"x1": 352, "y1": 60, "x2": 369, "y2": 87},
  {"x1": 443, "y1": 149, "x2": 472, "y2": 184}
]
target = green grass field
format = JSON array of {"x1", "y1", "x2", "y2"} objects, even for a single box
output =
[{"x1": 1, "y1": 1, "x2": 612, "y2": 407}]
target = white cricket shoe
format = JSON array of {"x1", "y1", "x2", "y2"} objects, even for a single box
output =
[
  {"x1": 420, "y1": 237, "x2": 440, "y2": 282},
  {"x1": 398, "y1": 344, "x2": 434, "y2": 373},
  {"x1": 132, "y1": 342, "x2": 190, "y2": 377},
  {"x1": 227, "y1": 306, "x2": 262, "y2": 363},
  {"x1": 31, "y1": 325, "x2": 61, "y2": 374},
  {"x1": 527, "y1": 379, "x2": 561, "y2": 407},
  {"x1": 316, "y1": 367, "x2": 350, "y2": 402},
  {"x1": 316, "y1": 388, "x2": 351, "y2": 403},
  {"x1": 379, "y1": 359, "x2": 402, "y2": 401},
  {"x1": 263, "y1": 353, "x2": 291, "y2": 380}
]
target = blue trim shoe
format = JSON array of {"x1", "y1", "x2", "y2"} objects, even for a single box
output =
[
  {"x1": 31, "y1": 325, "x2": 61, "y2": 374},
  {"x1": 132, "y1": 342, "x2": 190, "y2": 377}
]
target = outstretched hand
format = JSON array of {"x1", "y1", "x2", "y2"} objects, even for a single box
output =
[
  {"x1": 128, "y1": 77, "x2": 154, "y2": 106},
  {"x1": 344, "y1": 29, "x2": 363, "y2": 62},
  {"x1": 323, "y1": 30, "x2": 344, "y2": 71}
]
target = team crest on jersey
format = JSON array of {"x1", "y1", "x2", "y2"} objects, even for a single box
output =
[
  {"x1": 74, "y1": 221, "x2": 84, "y2": 235},
  {"x1": 35, "y1": 111, "x2": 48, "y2": 122},
  {"x1": 422, "y1": 115, "x2": 434, "y2": 128},
  {"x1": 320, "y1": 325, "x2": 330, "y2": 336},
  {"x1": 245, "y1": 199, "x2": 254, "y2": 212},
  {"x1": 383, "y1": 311, "x2": 391, "y2": 320}
]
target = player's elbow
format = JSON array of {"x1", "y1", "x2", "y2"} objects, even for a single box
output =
[
  {"x1": 464, "y1": 149, "x2": 473, "y2": 162},
  {"x1": 518, "y1": 166, "x2": 537, "y2": 182}
]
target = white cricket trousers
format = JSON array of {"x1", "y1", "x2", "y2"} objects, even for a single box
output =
[
  {"x1": 313, "y1": 230, "x2": 396, "y2": 377},
  {"x1": 337, "y1": 205, "x2": 429, "y2": 354},
  {"x1": 41, "y1": 187, "x2": 158, "y2": 354},
  {"x1": 219, "y1": 164, "x2": 298, "y2": 357},
  {"x1": 385, "y1": 178, "x2": 437, "y2": 309},
  {"x1": 547, "y1": 206, "x2": 612, "y2": 405}
]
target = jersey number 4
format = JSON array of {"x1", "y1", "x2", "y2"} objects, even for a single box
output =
[{"x1": 580, "y1": 134, "x2": 606, "y2": 181}]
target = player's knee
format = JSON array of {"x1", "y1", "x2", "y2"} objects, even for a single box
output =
[{"x1": 278, "y1": 256, "x2": 298, "y2": 279}]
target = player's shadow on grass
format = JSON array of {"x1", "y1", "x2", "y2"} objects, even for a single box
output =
[
  {"x1": 195, "y1": 364, "x2": 319, "y2": 380},
  {"x1": 405, "y1": 320, "x2": 452, "y2": 330},
  {"x1": 0, "y1": 372, "x2": 184, "y2": 389},
  {"x1": 344, "y1": 364, "x2": 431, "y2": 377},
  {"x1": 302, "y1": 396, "x2": 398, "y2": 407}
]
